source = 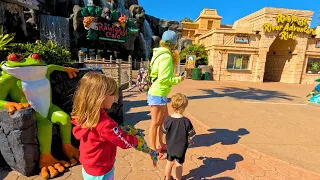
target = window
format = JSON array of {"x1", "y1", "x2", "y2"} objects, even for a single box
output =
[
  {"x1": 207, "y1": 21, "x2": 213, "y2": 30},
  {"x1": 227, "y1": 54, "x2": 250, "y2": 70},
  {"x1": 306, "y1": 58, "x2": 320, "y2": 74}
]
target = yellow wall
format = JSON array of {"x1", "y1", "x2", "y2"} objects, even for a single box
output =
[
  {"x1": 196, "y1": 7, "x2": 320, "y2": 84},
  {"x1": 181, "y1": 9, "x2": 222, "y2": 44}
]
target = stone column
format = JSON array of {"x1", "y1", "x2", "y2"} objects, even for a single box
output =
[
  {"x1": 128, "y1": 55, "x2": 132, "y2": 87},
  {"x1": 254, "y1": 49, "x2": 268, "y2": 82},
  {"x1": 292, "y1": 35, "x2": 308, "y2": 84},
  {"x1": 255, "y1": 33, "x2": 277, "y2": 82},
  {"x1": 116, "y1": 59, "x2": 121, "y2": 87}
]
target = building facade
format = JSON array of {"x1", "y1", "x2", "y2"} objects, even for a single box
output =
[
  {"x1": 189, "y1": 8, "x2": 320, "y2": 84},
  {"x1": 181, "y1": 9, "x2": 222, "y2": 44}
]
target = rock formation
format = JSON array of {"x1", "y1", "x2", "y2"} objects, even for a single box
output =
[
  {"x1": 0, "y1": 0, "x2": 183, "y2": 60},
  {"x1": 0, "y1": 108, "x2": 39, "y2": 176},
  {"x1": 0, "y1": 1, "x2": 28, "y2": 42}
]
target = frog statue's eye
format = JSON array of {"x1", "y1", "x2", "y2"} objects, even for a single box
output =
[
  {"x1": 8, "y1": 54, "x2": 22, "y2": 62},
  {"x1": 31, "y1": 54, "x2": 42, "y2": 61}
]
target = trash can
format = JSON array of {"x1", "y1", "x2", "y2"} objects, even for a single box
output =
[
  {"x1": 204, "y1": 72, "x2": 210, "y2": 80},
  {"x1": 192, "y1": 68, "x2": 201, "y2": 80}
]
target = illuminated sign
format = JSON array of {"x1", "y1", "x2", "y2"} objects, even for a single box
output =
[{"x1": 263, "y1": 14, "x2": 316, "y2": 40}]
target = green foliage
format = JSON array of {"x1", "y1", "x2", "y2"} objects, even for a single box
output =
[
  {"x1": 0, "y1": 27, "x2": 15, "y2": 50},
  {"x1": 180, "y1": 44, "x2": 208, "y2": 67},
  {"x1": 181, "y1": 17, "x2": 193, "y2": 23},
  {"x1": 1, "y1": 40, "x2": 72, "y2": 65},
  {"x1": 81, "y1": 6, "x2": 102, "y2": 17},
  {"x1": 311, "y1": 61, "x2": 320, "y2": 72}
]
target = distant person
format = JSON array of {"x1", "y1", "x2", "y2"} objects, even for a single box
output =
[
  {"x1": 162, "y1": 93, "x2": 196, "y2": 180},
  {"x1": 148, "y1": 30, "x2": 185, "y2": 160},
  {"x1": 71, "y1": 72, "x2": 138, "y2": 180}
]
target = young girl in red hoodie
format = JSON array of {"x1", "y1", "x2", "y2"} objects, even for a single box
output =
[{"x1": 71, "y1": 72, "x2": 138, "y2": 180}]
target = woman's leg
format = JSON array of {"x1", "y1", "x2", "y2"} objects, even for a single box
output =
[
  {"x1": 157, "y1": 105, "x2": 169, "y2": 147},
  {"x1": 149, "y1": 105, "x2": 165, "y2": 150}
]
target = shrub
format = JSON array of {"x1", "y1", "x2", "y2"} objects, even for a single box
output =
[
  {"x1": 180, "y1": 44, "x2": 208, "y2": 67},
  {"x1": 1, "y1": 40, "x2": 72, "y2": 65}
]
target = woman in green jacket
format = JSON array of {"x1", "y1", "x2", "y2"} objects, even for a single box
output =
[{"x1": 147, "y1": 30, "x2": 184, "y2": 159}]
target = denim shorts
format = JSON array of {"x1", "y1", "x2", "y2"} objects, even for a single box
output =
[{"x1": 147, "y1": 93, "x2": 168, "y2": 106}]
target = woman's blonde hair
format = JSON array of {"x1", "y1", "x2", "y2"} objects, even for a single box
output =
[
  {"x1": 160, "y1": 40, "x2": 180, "y2": 74},
  {"x1": 71, "y1": 72, "x2": 118, "y2": 128}
]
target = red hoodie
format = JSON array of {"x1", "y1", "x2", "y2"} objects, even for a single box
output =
[{"x1": 72, "y1": 109, "x2": 138, "y2": 176}]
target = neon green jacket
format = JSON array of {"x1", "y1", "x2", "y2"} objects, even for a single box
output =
[{"x1": 148, "y1": 47, "x2": 182, "y2": 97}]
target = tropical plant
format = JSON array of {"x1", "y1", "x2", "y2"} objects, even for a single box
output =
[
  {"x1": 0, "y1": 40, "x2": 72, "y2": 65},
  {"x1": 180, "y1": 44, "x2": 208, "y2": 67},
  {"x1": 180, "y1": 17, "x2": 193, "y2": 23},
  {"x1": 310, "y1": 61, "x2": 320, "y2": 72},
  {"x1": 0, "y1": 27, "x2": 15, "y2": 50}
]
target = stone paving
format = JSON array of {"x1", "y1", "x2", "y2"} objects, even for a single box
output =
[{"x1": 1, "y1": 82, "x2": 320, "y2": 179}]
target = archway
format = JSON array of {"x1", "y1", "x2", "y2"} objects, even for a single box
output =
[{"x1": 263, "y1": 36, "x2": 298, "y2": 82}]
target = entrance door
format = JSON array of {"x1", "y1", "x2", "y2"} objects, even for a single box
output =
[{"x1": 263, "y1": 36, "x2": 297, "y2": 83}]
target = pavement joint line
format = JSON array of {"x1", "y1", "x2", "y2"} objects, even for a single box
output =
[{"x1": 242, "y1": 101, "x2": 307, "y2": 106}]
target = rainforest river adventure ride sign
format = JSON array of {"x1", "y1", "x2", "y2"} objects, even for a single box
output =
[
  {"x1": 263, "y1": 14, "x2": 316, "y2": 40},
  {"x1": 81, "y1": 6, "x2": 139, "y2": 42}
]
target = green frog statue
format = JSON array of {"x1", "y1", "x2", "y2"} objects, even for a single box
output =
[{"x1": 0, "y1": 53, "x2": 80, "y2": 179}]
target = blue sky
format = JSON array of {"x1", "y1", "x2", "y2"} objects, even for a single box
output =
[{"x1": 139, "y1": 0, "x2": 319, "y2": 28}]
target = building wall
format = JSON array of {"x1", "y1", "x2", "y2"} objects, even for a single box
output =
[
  {"x1": 301, "y1": 38, "x2": 320, "y2": 84},
  {"x1": 198, "y1": 31, "x2": 260, "y2": 82},
  {"x1": 196, "y1": 7, "x2": 319, "y2": 84},
  {"x1": 181, "y1": 9, "x2": 222, "y2": 43},
  {"x1": 181, "y1": 22, "x2": 198, "y2": 43}
]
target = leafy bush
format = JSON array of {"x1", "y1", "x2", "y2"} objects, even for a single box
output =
[
  {"x1": 180, "y1": 44, "x2": 208, "y2": 67},
  {"x1": 180, "y1": 17, "x2": 193, "y2": 22},
  {"x1": 1, "y1": 40, "x2": 72, "y2": 65},
  {"x1": 0, "y1": 27, "x2": 15, "y2": 49}
]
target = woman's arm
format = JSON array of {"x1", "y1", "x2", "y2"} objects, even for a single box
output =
[{"x1": 157, "y1": 56, "x2": 182, "y2": 86}]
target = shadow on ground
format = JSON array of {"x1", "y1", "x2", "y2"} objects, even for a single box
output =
[
  {"x1": 194, "y1": 87, "x2": 295, "y2": 101},
  {"x1": 183, "y1": 154, "x2": 243, "y2": 179},
  {"x1": 123, "y1": 87, "x2": 295, "y2": 114},
  {"x1": 191, "y1": 128, "x2": 250, "y2": 148},
  {"x1": 123, "y1": 95, "x2": 151, "y2": 126}
]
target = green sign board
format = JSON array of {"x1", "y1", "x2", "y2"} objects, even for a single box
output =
[{"x1": 81, "y1": 6, "x2": 139, "y2": 42}]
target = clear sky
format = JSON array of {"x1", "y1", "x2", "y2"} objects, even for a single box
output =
[{"x1": 139, "y1": 0, "x2": 320, "y2": 28}]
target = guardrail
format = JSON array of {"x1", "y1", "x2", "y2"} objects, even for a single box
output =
[{"x1": 84, "y1": 56, "x2": 132, "y2": 89}]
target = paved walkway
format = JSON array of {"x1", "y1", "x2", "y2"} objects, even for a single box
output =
[
  {"x1": 1, "y1": 81, "x2": 320, "y2": 179},
  {"x1": 168, "y1": 80, "x2": 320, "y2": 174}
]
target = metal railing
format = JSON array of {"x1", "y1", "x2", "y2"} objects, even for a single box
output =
[{"x1": 84, "y1": 56, "x2": 132, "y2": 89}]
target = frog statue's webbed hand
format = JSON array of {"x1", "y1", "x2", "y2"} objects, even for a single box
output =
[{"x1": 64, "y1": 67, "x2": 79, "y2": 79}]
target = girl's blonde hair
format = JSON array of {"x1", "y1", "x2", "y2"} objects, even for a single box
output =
[
  {"x1": 71, "y1": 72, "x2": 118, "y2": 128},
  {"x1": 160, "y1": 40, "x2": 180, "y2": 74}
]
